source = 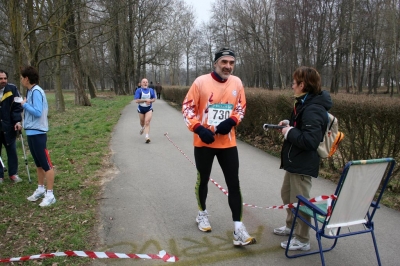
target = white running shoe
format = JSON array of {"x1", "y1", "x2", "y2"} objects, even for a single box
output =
[
  {"x1": 196, "y1": 211, "x2": 211, "y2": 232},
  {"x1": 27, "y1": 189, "x2": 46, "y2": 202},
  {"x1": 39, "y1": 194, "x2": 56, "y2": 207},
  {"x1": 233, "y1": 224, "x2": 256, "y2": 246},
  {"x1": 273, "y1": 226, "x2": 291, "y2": 236},
  {"x1": 281, "y1": 237, "x2": 310, "y2": 251},
  {"x1": 139, "y1": 127, "x2": 144, "y2": 135},
  {"x1": 10, "y1": 175, "x2": 23, "y2": 183}
]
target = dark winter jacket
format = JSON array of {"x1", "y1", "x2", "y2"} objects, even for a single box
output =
[
  {"x1": 0, "y1": 83, "x2": 23, "y2": 144},
  {"x1": 149, "y1": 83, "x2": 155, "y2": 90},
  {"x1": 280, "y1": 90, "x2": 332, "y2": 178},
  {"x1": 155, "y1": 84, "x2": 163, "y2": 93}
]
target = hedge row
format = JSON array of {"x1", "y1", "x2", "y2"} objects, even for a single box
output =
[{"x1": 163, "y1": 87, "x2": 400, "y2": 191}]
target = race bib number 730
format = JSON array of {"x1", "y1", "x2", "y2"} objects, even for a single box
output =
[{"x1": 207, "y1": 104, "x2": 234, "y2": 126}]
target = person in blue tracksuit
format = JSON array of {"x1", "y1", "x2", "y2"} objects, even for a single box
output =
[{"x1": 19, "y1": 66, "x2": 56, "y2": 207}]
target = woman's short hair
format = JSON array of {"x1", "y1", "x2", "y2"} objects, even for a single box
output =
[
  {"x1": 20, "y1": 66, "x2": 39, "y2": 84},
  {"x1": 293, "y1": 66, "x2": 321, "y2": 94}
]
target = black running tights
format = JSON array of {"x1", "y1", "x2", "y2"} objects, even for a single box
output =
[{"x1": 194, "y1": 146, "x2": 243, "y2": 221}]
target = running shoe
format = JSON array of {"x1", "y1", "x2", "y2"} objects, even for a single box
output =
[
  {"x1": 281, "y1": 237, "x2": 310, "y2": 251},
  {"x1": 273, "y1": 225, "x2": 291, "y2": 236},
  {"x1": 145, "y1": 138, "x2": 151, "y2": 143},
  {"x1": 140, "y1": 127, "x2": 144, "y2": 135},
  {"x1": 10, "y1": 175, "x2": 23, "y2": 183},
  {"x1": 196, "y1": 211, "x2": 212, "y2": 232},
  {"x1": 27, "y1": 189, "x2": 46, "y2": 201},
  {"x1": 39, "y1": 194, "x2": 56, "y2": 207},
  {"x1": 233, "y1": 224, "x2": 256, "y2": 246}
]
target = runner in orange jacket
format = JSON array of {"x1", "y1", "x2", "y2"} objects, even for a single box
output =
[{"x1": 182, "y1": 47, "x2": 256, "y2": 246}]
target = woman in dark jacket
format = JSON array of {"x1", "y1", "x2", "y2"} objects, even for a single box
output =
[{"x1": 273, "y1": 66, "x2": 332, "y2": 251}]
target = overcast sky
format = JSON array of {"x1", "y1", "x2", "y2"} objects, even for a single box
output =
[{"x1": 184, "y1": 0, "x2": 214, "y2": 24}]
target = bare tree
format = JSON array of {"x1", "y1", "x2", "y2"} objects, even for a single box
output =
[
  {"x1": 348, "y1": 0, "x2": 356, "y2": 93},
  {"x1": 180, "y1": 3, "x2": 197, "y2": 86},
  {"x1": 1, "y1": 0, "x2": 24, "y2": 83},
  {"x1": 194, "y1": 22, "x2": 215, "y2": 77},
  {"x1": 1, "y1": 0, "x2": 400, "y2": 98},
  {"x1": 229, "y1": 0, "x2": 275, "y2": 88},
  {"x1": 65, "y1": 0, "x2": 91, "y2": 105}
]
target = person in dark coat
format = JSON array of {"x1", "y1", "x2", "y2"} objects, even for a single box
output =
[
  {"x1": 154, "y1": 82, "x2": 163, "y2": 99},
  {"x1": 0, "y1": 69, "x2": 23, "y2": 184},
  {"x1": 134, "y1": 82, "x2": 141, "y2": 94},
  {"x1": 149, "y1": 81, "x2": 155, "y2": 92},
  {"x1": 273, "y1": 66, "x2": 332, "y2": 251}
]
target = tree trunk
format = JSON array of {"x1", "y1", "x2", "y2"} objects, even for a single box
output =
[
  {"x1": 65, "y1": 0, "x2": 91, "y2": 106},
  {"x1": 349, "y1": 0, "x2": 356, "y2": 93},
  {"x1": 25, "y1": 0, "x2": 39, "y2": 67},
  {"x1": 97, "y1": 41, "x2": 106, "y2": 91},
  {"x1": 367, "y1": 48, "x2": 374, "y2": 95},
  {"x1": 7, "y1": 0, "x2": 24, "y2": 85},
  {"x1": 54, "y1": 26, "x2": 65, "y2": 112},
  {"x1": 88, "y1": 76, "x2": 97, "y2": 98},
  {"x1": 358, "y1": 44, "x2": 367, "y2": 94}
]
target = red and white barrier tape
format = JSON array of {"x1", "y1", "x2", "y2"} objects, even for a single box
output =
[
  {"x1": 164, "y1": 132, "x2": 230, "y2": 195},
  {"x1": 243, "y1": 194, "x2": 337, "y2": 209},
  {"x1": 0, "y1": 250, "x2": 178, "y2": 263},
  {"x1": 164, "y1": 132, "x2": 337, "y2": 217}
]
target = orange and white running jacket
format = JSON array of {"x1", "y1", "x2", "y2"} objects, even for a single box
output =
[{"x1": 182, "y1": 73, "x2": 246, "y2": 148}]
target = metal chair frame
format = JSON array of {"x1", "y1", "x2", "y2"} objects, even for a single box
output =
[{"x1": 284, "y1": 158, "x2": 396, "y2": 266}]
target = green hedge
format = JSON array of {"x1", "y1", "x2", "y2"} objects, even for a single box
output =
[{"x1": 163, "y1": 87, "x2": 400, "y2": 191}]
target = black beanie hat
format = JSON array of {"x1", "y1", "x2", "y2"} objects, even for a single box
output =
[{"x1": 214, "y1": 47, "x2": 235, "y2": 63}]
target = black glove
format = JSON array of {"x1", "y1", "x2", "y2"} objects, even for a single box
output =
[
  {"x1": 194, "y1": 125, "x2": 215, "y2": 144},
  {"x1": 215, "y1": 118, "x2": 236, "y2": 135}
]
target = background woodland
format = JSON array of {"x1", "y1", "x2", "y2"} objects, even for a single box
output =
[{"x1": 1, "y1": 0, "x2": 400, "y2": 112}]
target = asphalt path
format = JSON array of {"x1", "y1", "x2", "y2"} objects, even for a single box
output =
[{"x1": 93, "y1": 98, "x2": 400, "y2": 266}]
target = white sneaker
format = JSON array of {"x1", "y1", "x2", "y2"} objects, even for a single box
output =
[
  {"x1": 39, "y1": 194, "x2": 56, "y2": 207},
  {"x1": 10, "y1": 175, "x2": 23, "y2": 183},
  {"x1": 281, "y1": 237, "x2": 310, "y2": 251},
  {"x1": 273, "y1": 226, "x2": 291, "y2": 236},
  {"x1": 233, "y1": 224, "x2": 256, "y2": 246},
  {"x1": 196, "y1": 211, "x2": 211, "y2": 232},
  {"x1": 139, "y1": 127, "x2": 144, "y2": 135},
  {"x1": 27, "y1": 189, "x2": 46, "y2": 202}
]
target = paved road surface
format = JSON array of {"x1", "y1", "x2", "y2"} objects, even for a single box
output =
[{"x1": 93, "y1": 99, "x2": 399, "y2": 266}]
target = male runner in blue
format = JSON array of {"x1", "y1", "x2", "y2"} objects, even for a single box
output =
[{"x1": 134, "y1": 78, "x2": 156, "y2": 143}]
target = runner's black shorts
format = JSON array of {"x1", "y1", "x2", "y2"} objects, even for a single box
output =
[{"x1": 27, "y1": 134, "x2": 53, "y2": 171}]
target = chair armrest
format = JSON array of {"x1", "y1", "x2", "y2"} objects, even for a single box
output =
[{"x1": 297, "y1": 195, "x2": 327, "y2": 216}]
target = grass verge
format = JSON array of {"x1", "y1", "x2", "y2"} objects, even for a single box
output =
[{"x1": 0, "y1": 91, "x2": 132, "y2": 265}]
